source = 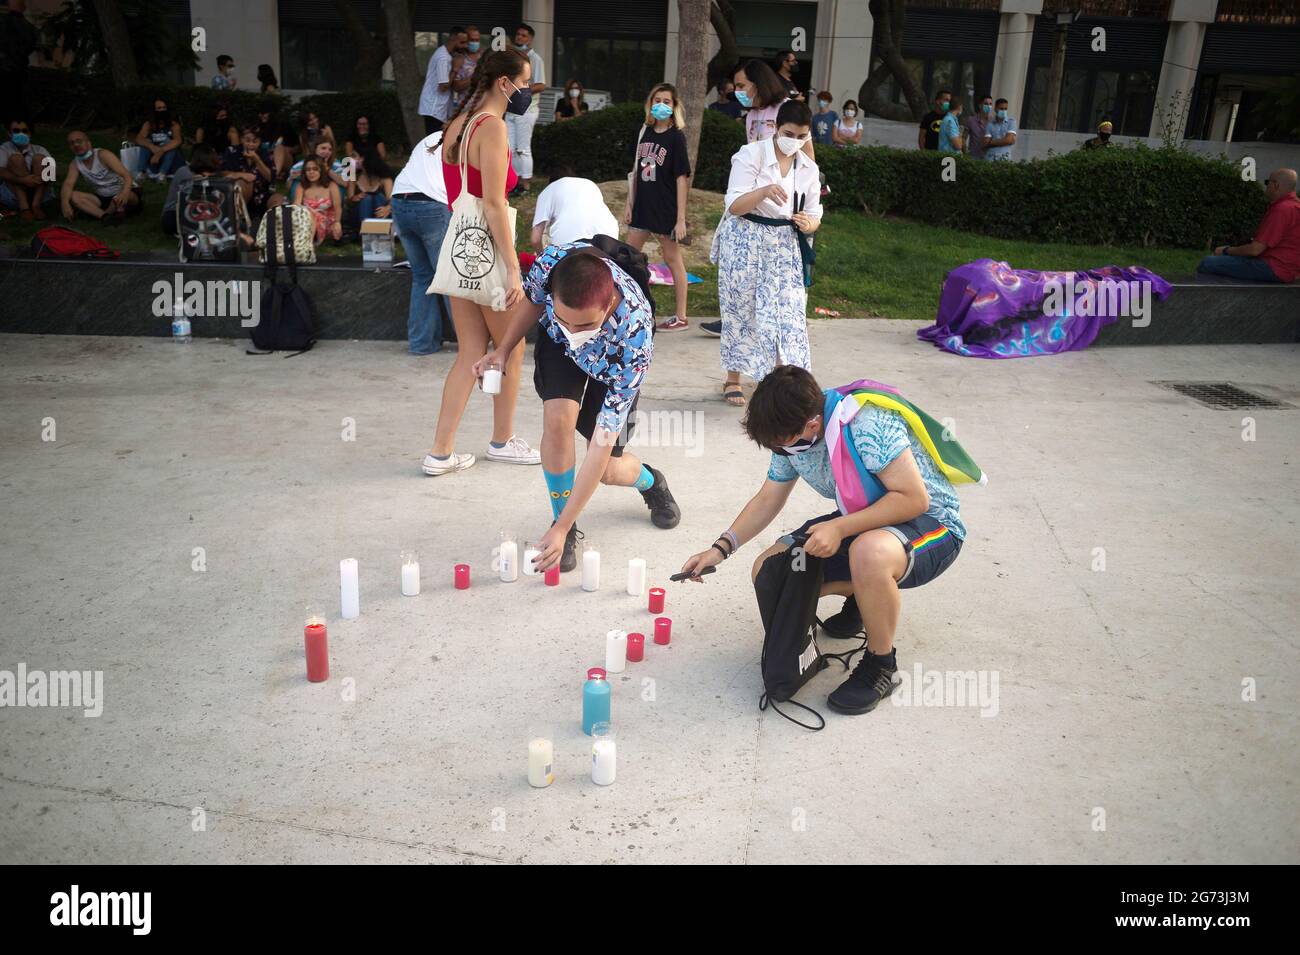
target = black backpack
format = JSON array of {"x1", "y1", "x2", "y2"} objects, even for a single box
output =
[
  {"x1": 177, "y1": 176, "x2": 247, "y2": 263},
  {"x1": 753, "y1": 534, "x2": 867, "y2": 730},
  {"x1": 249, "y1": 205, "x2": 316, "y2": 355}
]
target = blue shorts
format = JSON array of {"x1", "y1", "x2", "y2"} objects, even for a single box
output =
[{"x1": 790, "y1": 512, "x2": 962, "y2": 588}]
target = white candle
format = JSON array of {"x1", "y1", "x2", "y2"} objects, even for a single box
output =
[
  {"x1": 340, "y1": 558, "x2": 359, "y2": 619},
  {"x1": 582, "y1": 547, "x2": 601, "y2": 592},
  {"x1": 499, "y1": 539, "x2": 518, "y2": 582},
  {"x1": 605, "y1": 629, "x2": 627, "y2": 673},
  {"x1": 627, "y1": 557, "x2": 646, "y2": 596},
  {"x1": 528, "y1": 737, "x2": 554, "y2": 788},
  {"x1": 482, "y1": 368, "x2": 503, "y2": 394},
  {"x1": 401, "y1": 560, "x2": 420, "y2": 596},
  {"x1": 592, "y1": 738, "x2": 616, "y2": 786},
  {"x1": 523, "y1": 546, "x2": 540, "y2": 576}
]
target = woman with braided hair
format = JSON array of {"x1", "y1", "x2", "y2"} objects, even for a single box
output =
[{"x1": 418, "y1": 47, "x2": 541, "y2": 476}]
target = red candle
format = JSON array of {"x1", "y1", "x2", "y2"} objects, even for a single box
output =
[
  {"x1": 544, "y1": 564, "x2": 560, "y2": 586},
  {"x1": 654, "y1": 616, "x2": 671, "y2": 645},
  {"x1": 304, "y1": 622, "x2": 329, "y2": 682},
  {"x1": 626, "y1": 632, "x2": 645, "y2": 662},
  {"x1": 648, "y1": 587, "x2": 665, "y2": 614},
  {"x1": 454, "y1": 564, "x2": 471, "y2": 589}
]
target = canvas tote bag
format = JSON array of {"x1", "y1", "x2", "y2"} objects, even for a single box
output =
[{"x1": 428, "y1": 112, "x2": 518, "y2": 310}]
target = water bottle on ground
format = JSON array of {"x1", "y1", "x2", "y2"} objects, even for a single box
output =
[{"x1": 172, "y1": 295, "x2": 192, "y2": 344}]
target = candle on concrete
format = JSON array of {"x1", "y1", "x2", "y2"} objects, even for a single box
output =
[
  {"x1": 544, "y1": 564, "x2": 560, "y2": 586},
  {"x1": 499, "y1": 531, "x2": 518, "y2": 582},
  {"x1": 340, "y1": 558, "x2": 360, "y2": 619},
  {"x1": 648, "y1": 587, "x2": 665, "y2": 614},
  {"x1": 581, "y1": 541, "x2": 600, "y2": 592},
  {"x1": 304, "y1": 608, "x2": 329, "y2": 682},
  {"x1": 605, "y1": 629, "x2": 627, "y2": 673},
  {"x1": 654, "y1": 616, "x2": 671, "y2": 645},
  {"x1": 626, "y1": 632, "x2": 645, "y2": 662},
  {"x1": 401, "y1": 550, "x2": 420, "y2": 596},
  {"x1": 591, "y1": 721, "x2": 616, "y2": 786},
  {"x1": 627, "y1": 558, "x2": 646, "y2": 597},
  {"x1": 523, "y1": 541, "x2": 541, "y2": 577},
  {"x1": 454, "y1": 563, "x2": 471, "y2": 590},
  {"x1": 527, "y1": 737, "x2": 554, "y2": 788}
]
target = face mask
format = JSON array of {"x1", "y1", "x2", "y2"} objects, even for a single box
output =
[
  {"x1": 940, "y1": 102, "x2": 950, "y2": 112},
  {"x1": 10, "y1": 132, "x2": 29, "y2": 147},
  {"x1": 76, "y1": 148, "x2": 93, "y2": 160},
  {"x1": 775, "y1": 135, "x2": 803, "y2": 156},
  {"x1": 1098, "y1": 132, "x2": 1111, "y2": 141},
  {"x1": 735, "y1": 89, "x2": 753, "y2": 108},
  {"x1": 467, "y1": 41, "x2": 480, "y2": 52},
  {"x1": 843, "y1": 109, "x2": 856, "y2": 118},
  {"x1": 982, "y1": 104, "x2": 992, "y2": 114},
  {"x1": 569, "y1": 89, "x2": 581, "y2": 99},
  {"x1": 504, "y1": 80, "x2": 533, "y2": 116},
  {"x1": 650, "y1": 102, "x2": 673, "y2": 121},
  {"x1": 776, "y1": 429, "x2": 821, "y2": 456},
  {"x1": 515, "y1": 42, "x2": 530, "y2": 52},
  {"x1": 996, "y1": 109, "x2": 1007, "y2": 121},
  {"x1": 558, "y1": 323, "x2": 601, "y2": 350},
  {"x1": 818, "y1": 99, "x2": 829, "y2": 110}
]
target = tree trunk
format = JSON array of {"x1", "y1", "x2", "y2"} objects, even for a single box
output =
[
  {"x1": 91, "y1": 0, "x2": 139, "y2": 89},
  {"x1": 383, "y1": 0, "x2": 425, "y2": 148},
  {"x1": 334, "y1": 0, "x2": 388, "y2": 91},
  {"x1": 861, "y1": 0, "x2": 926, "y2": 120},
  {"x1": 706, "y1": 1, "x2": 739, "y2": 93},
  {"x1": 676, "y1": 0, "x2": 710, "y2": 182}
]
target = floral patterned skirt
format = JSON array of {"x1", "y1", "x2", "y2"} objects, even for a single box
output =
[{"x1": 711, "y1": 213, "x2": 811, "y2": 381}]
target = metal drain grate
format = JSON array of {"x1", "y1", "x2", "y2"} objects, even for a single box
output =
[{"x1": 1153, "y1": 381, "x2": 1295, "y2": 410}]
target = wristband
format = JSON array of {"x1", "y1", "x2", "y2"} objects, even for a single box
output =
[
  {"x1": 711, "y1": 542, "x2": 730, "y2": 561},
  {"x1": 721, "y1": 529, "x2": 739, "y2": 552}
]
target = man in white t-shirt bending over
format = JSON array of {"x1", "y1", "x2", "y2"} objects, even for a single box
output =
[{"x1": 531, "y1": 164, "x2": 619, "y2": 247}]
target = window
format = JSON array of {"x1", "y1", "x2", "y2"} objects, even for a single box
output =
[{"x1": 553, "y1": 36, "x2": 666, "y2": 103}]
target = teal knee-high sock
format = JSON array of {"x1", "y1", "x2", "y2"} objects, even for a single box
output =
[
  {"x1": 544, "y1": 467, "x2": 575, "y2": 520},
  {"x1": 634, "y1": 464, "x2": 655, "y2": 492}
]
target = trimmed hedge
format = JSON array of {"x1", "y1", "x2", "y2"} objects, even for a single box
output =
[
  {"x1": 533, "y1": 102, "x2": 747, "y2": 193},
  {"x1": 816, "y1": 143, "x2": 1267, "y2": 250},
  {"x1": 28, "y1": 69, "x2": 411, "y2": 150}
]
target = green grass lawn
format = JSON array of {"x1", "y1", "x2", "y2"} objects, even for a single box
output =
[
  {"x1": 650, "y1": 211, "x2": 1204, "y2": 322},
  {"x1": 6, "y1": 127, "x2": 1204, "y2": 321}
]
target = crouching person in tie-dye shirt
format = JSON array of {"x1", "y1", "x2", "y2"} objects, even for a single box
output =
[{"x1": 474, "y1": 241, "x2": 682, "y2": 574}]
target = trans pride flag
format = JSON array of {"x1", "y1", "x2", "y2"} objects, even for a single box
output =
[{"x1": 824, "y1": 380, "x2": 986, "y2": 516}]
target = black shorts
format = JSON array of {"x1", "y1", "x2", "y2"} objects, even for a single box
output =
[
  {"x1": 790, "y1": 512, "x2": 962, "y2": 589},
  {"x1": 96, "y1": 187, "x2": 143, "y2": 214},
  {"x1": 533, "y1": 328, "x2": 638, "y2": 457}
]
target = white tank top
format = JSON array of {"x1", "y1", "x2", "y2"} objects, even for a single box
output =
[{"x1": 75, "y1": 149, "x2": 125, "y2": 197}]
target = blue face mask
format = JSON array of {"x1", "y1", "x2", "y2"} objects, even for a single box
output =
[
  {"x1": 940, "y1": 101, "x2": 950, "y2": 112},
  {"x1": 982, "y1": 103, "x2": 992, "y2": 114},
  {"x1": 10, "y1": 132, "x2": 29, "y2": 147},
  {"x1": 818, "y1": 99, "x2": 830, "y2": 110},
  {"x1": 996, "y1": 109, "x2": 1007, "y2": 120},
  {"x1": 467, "y1": 41, "x2": 480, "y2": 52},
  {"x1": 735, "y1": 89, "x2": 753, "y2": 108},
  {"x1": 650, "y1": 102, "x2": 674, "y2": 121}
]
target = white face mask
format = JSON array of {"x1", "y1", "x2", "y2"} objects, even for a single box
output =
[
  {"x1": 775, "y1": 136, "x2": 804, "y2": 156},
  {"x1": 557, "y1": 321, "x2": 602, "y2": 350},
  {"x1": 843, "y1": 110, "x2": 856, "y2": 118}
]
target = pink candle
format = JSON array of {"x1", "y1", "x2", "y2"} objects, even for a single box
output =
[
  {"x1": 304, "y1": 623, "x2": 329, "y2": 682},
  {"x1": 454, "y1": 564, "x2": 470, "y2": 589},
  {"x1": 648, "y1": 587, "x2": 665, "y2": 614},
  {"x1": 544, "y1": 564, "x2": 560, "y2": 586},
  {"x1": 626, "y1": 632, "x2": 645, "y2": 662},
  {"x1": 654, "y1": 616, "x2": 671, "y2": 645}
]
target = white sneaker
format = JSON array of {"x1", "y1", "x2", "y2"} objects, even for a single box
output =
[
  {"x1": 485, "y1": 435, "x2": 541, "y2": 465},
  {"x1": 421, "y1": 451, "x2": 476, "y2": 475}
]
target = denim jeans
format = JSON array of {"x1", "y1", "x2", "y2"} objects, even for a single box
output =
[
  {"x1": 357, "y1": 188, "x2": 389, "y2": 222},
  {"x1": 391, "y1": 195, "x2": 452, "y2": 354},
  {"x1": 148, "y1": 149, "x2": 186, "y2": 177},
  {"x1": 1196, "y1": 255, "x2": 1280, "y2": 282}
]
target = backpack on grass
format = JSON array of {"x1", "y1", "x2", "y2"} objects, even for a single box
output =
[{"x1": 30, "y1": 226, "x2": 119, "y2": 259}]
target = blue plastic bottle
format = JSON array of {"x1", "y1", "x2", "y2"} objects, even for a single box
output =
[{"x1": 582, "y1": 667, "x2": 610, "y2": 736}]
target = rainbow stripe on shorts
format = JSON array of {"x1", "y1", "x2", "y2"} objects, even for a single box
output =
[{"x1": 909, "y1": 525, "x2": 951, "y2": 554}]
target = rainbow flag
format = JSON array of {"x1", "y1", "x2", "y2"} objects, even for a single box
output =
[{"x1": 824, "y1": 380, "x2": 986, "y2": 516}]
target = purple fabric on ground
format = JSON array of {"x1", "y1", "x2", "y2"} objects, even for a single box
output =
[{"x1": 918, "y1": 258, "x2": 1173, "y2": 358}]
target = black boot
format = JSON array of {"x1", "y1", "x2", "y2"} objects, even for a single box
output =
[
  {"x1": 821, "y1": 595, "x2": 863, "y2": 638},
  {"x1": 638, "y1": 465, "x2": 680, "y2": 529},
  {"x1": 827, "y1": 648, "x2": 898, "y2": 715},
  {"x1": 553, "y1": 522, "x2": 582, "y2": 572}
]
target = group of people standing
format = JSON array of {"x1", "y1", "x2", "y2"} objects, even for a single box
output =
[{"x1": 919, "y1": 88, "x2": 1018, "y2": 160}]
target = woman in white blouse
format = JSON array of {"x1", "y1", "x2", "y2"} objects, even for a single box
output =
[{"x1": 710, "y1": 100, "x2": 822, "y2": 407}]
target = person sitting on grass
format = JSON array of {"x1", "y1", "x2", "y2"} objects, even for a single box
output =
[
  {"x1": 676, "y1": 365, "x2": 978, "y2": 716},
  {"x1": 0, "y1": 118, "x2": 53, "y2": 220},
  {"x1": 345, "y1": 141, "x2": 394, "y2": 222},
  {"x1": 60, "y1": 130, "x2": 141, "y2": 222},
  {"x1": 1197, "y1": 168, "x2": 1299, "y2": 284},
  {"x1": 134, "y1": 98, "x2": 186, "y2": 180},
  {"x1": 295, "y1": 157, "x2": 343, "y2": 245},
  {"x1": 287, "y1": 139, "x2": 347, "y2": 198},
  {"x1": 472, "y1": 243, "x2": 683, "y2": 574},
  {"x1": 222, "y1": 126, "x2": 274, "y2": 218}
]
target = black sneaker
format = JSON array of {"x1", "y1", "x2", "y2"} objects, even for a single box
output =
[
  {"x1": 826, "y1": 650, "x2": 898, "y2": 715},
  {"x1": 700, "y1": 320, "x2": 722, "y2": 337},
  {"x1": 638, "y1": 465, "x2": 680, "y2": 529},
  {"x1": 821, "y1": 596, "x2": 863, "y2": 638},
  {"x1": 555, "y1": 522, "x2": 582, "y2": 572}
]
